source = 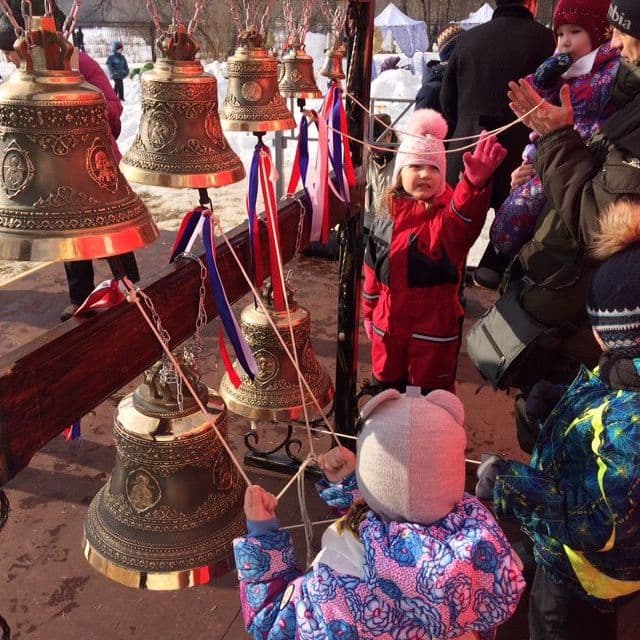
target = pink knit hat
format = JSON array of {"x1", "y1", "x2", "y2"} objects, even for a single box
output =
[
  {"x1": 393, "y1": 109, "x2": 448, "y2": 196},
  {"x1": 356, "y1": 387, "x2": 466, "y2": 525}
]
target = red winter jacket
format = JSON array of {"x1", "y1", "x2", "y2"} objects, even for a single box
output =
[{"x1": 362, "y1": 177, "x2": 490, "y2": 389}]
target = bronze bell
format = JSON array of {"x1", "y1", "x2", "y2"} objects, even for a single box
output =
[
  {"x1": 121, "y1": 25, "x2": 245, "y2": 189},
  {"x1": 83, "y1": 355, "x2": 245, "y2": 590},
  {"x1": 0, "y1": 16, "x2": 158, "y2": 261},
  {"x1": 221, "y1": 28, "x2": 295, "y2": 132},
  {"x1": 219, "y1": 287, "x2": 334, "y2": 422},
  {"x1": 278, "y1": 44, "x2": 322, "y2": 100},
  {"x1": 319, "y1": 43, "x2": 347, "y2": 82}
]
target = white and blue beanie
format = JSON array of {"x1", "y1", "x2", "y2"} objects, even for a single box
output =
[{"x1": 588, "y1": 243, "x2": 640, "y2": 352}]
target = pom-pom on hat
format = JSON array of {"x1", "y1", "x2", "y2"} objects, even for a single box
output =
[
  {"x1": 588, "y1": 201, "x2": 640, "y2": 353},
  {"x1": 392, "y1": 109, "x2": 448, "y2": 196},
  {"x1": 553, "y1": 0, "x2": 611, "y2": 49},
  {"x1": 356, "y1": 387, "x2": 467, "y2": 525}
]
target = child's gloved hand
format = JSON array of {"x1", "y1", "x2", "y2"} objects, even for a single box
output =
[
  {"x1": 534, "y1": 53, "x2": 573, "y2": 89},
  {"x1": 317, "y1": 446, "x2": 356, "y2": 484},
  {"x1": 462, "y1": 132, "x2": 508, "y2": 188},
  {"x1": 475, "y1": 453, "x2": 505, "y2": 501},
  {"x1": 364, "y1": 319, "x2": 373, "y2": 341},
  {"x1": 244, "y1": 485, "x2": 278, "y2": 521}
]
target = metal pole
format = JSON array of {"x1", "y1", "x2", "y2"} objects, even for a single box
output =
[
  {"x1": 274, "y1": 130, "x2": 285, "y2": 201},
  {"x1": 333, "y1": 0, "x2": 374, "y2": 442}
]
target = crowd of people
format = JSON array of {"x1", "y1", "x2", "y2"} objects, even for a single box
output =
[{"x1": 233, "y1": 1, "x2": 640, "y2": 639}]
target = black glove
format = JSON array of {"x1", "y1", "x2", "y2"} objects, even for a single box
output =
[
  {"x1": 525, "y1": 380, "x2": 565, "y2": 423},
  {"x1": 475, "y1": 454, "x2": 505, "y2": 501},
  {"x1": 534, "y1": 53, "x2": 573, "y2": 90}
]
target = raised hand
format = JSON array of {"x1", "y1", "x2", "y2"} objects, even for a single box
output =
[
  {"x1": 508, "y1": 79, "x2": 574, "y2": 135},
  {"x1": 244, "y1": 485, "x2": 278, "y2": 522},
  {"x1": 317, "y1": 446, "x2": 356, "y2": 484},
  {"x1": 462, "y1": 132, "x2": 508, "y2": 188}
]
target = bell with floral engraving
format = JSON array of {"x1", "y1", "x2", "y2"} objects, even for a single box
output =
[
  {"x1": 0, "y1": 15, "x2": 157, "y2": 261},
  {"x1": 83, "y1": 354, "x2": 245, "y2": 590},
  {"x1": 278, "y1": 43, "x2": 322, "y2": 100},
  {"x1": 121, "y1": 24, "x2": 244, "y2": 188},
  {"x1": 319, "y1": 43, "x2": 346, "y2": 81},
  {"x1": 221, "y1": 28, "x2": 295, "y2": 132}
]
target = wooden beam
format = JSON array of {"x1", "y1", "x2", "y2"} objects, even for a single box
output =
[{"x1": 0, "y1": 192, "x2": 349, "y2": 484}]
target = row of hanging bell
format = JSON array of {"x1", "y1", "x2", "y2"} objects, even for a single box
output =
[
  {"x1": 219, "y1": 284, "x2": 334, "y2": 423},
  {"x1": 0, "y1": 15, "x2": 158, "y2": 261},
  {"x1": 278, "y1": 41, "x2": 322, "y2": 100},
  {"x1": 83, "y1": 352, "x2": 245, "y2": 590},
  {"x1": 121, "y1": 24, "x2": 245, "y2": 189}
]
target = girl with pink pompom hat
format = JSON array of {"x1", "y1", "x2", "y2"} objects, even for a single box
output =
[{"x1": 362, "y1": 108, "x2": 507, "y2": 392}]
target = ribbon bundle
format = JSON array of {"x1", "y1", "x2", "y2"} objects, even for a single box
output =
[
  {"x1": 288, "y1": 81, "x2": 356, "y2": 243},
  {"x1": 170, "y1": 207, "x2": 259, "y2": 387}
]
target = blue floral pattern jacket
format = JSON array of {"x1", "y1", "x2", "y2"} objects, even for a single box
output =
[
  {"x1": 494, "y1": 364, "x2": 640, "y2": 602},
  {"x1": 234, "y1": 475, "x2": 525, "y2": 639}
]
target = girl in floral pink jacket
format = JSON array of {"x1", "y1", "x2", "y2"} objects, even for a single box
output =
[{"x1": 234, "y1": 389, "x2": 525, "y2": 639}]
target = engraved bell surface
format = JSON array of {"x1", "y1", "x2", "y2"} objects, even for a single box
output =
[
  {"x1": 83, "y1": 356, "x2": 245, "y2": 590},
  {"x1": 219, "y1": 288, "x2": 334, "y2": 422},
  {"x1": 221, "y1": 28, "x2": 295, "y2": 132},
  {"x1": 278, "y1": 44, "x2": 322, "y2": 100},
  {"x1": 319, "y1": 43, "x2": 346, "y2": 81},
  {"x1": 0, "y1": 16, "x2": 158, "y2": 261},
  {"x1": 121, "y1": 25, "x2": 245, "y2": 189}
]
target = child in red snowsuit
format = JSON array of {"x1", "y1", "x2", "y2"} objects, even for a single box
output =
[{"x1": 362, "y1": 109, "x2": 506, "y2": 392}]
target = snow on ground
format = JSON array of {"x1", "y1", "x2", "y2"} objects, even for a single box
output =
[{"x1": 0, "y1": 33, "x2": 490, "y2": 285}]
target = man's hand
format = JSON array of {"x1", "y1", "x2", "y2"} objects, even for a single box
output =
[
  {"x1": 317, "y1": 446, "x2": 356, "y2": 484},
  {"x1": 244, "y1": 485, "x2": 278, "y2": 521},
  {"x1": 510, "y1": 161, "x2": 536, "y2": 191},
  {"x1": 508, "y1": 79, "x2": 573, "y2": 135}
]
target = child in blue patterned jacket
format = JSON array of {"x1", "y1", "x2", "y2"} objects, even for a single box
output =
[
  {"x1": 478, "y1": 202, "x2": 640, "y2": 639},
  {"x1": 234, "y1": 388, "x2": 525, "y2": 640}
]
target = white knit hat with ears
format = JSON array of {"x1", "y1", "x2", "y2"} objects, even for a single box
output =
[
  {"x1": 356, "y1": 387, "x2": 466, "y2": 525},
  {"x1": 392, "y1": 109, "x2": 449, "y2": 196}
]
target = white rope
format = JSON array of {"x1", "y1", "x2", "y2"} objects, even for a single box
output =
[
  {"x1": 346, "y1": 90, "x2": 545, "y2": 145},
  {"x1": 123, "y1": 279, "x2": 252, "y2": 487},
  {"x1": 297, "y1": 457, "x2": 315, "y2": 566},
  {"x1": 282, "y1": 518, "x2": 336, "y2": 531}
]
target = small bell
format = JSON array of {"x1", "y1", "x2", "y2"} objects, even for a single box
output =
[
  {"x1": 221, "y1": 28, "x2": 295, "y2": 132},
  {"x1": 0, "y1": 16, "x2": 158, "y2": 261},
  {"x1": 83, "y1": 354, "x2": 245, "y2": 590},
  {"x1": 319, "y1": 43, "x2": 346, "y2": 82},
  {"x1": 278, "y1": 44, "x2": 322, "y2": 100},
  {"x1": 121, "y1": 24, "x2": 245, "y2": 189},
  {"x1": 219, "y1": 286, "x2": 334, "y2": 422}
]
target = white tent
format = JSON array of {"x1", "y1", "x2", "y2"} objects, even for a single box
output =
[
  {"x1": 374, "y1": 3, "x2": 429, "y2": 57},
  {"x1": 459, "y1": 2, "x2": 494, "y2": 30}
]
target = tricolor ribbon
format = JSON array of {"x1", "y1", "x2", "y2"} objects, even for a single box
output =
[
  {"x1": 62, "y1": 420, "x2": 81, "y2": 441},
  {"x1": 169, "y1": 208, "x2": 258, "y2": 384},
  {"x1": 75, "y1": 278, "x2": 128, "y2": 316}
]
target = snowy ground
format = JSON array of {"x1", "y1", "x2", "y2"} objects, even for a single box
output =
[{"x1": 0, "y1": 36, "x2": 492, "y2": 285}]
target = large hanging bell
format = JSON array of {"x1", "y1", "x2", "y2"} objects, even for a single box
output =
[
  {"x1": 121, "y1": 25, "x2": 245, "y2": 188},
  {"x1": 83, "y1": 354, "x2": 245, "y2": 590},
  {"x1": 0, "y1": 16, "x2": 157, "y2": 261},
  {"x1": 319, "y1": 43, "x2": 347, "y2": 82},
  {"x1": 221, "y1": 28, "x2": 295, "y2": 132},
  {"x1": 278, "y1": 44, "x2": 322, "y2": 100},
  {"x1": 219, "y1": 287, "x2": 334, "y2": 422}
]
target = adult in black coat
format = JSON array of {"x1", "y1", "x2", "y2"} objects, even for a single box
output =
[{"x1": 441, "y1": 0, "x2": 555, "y2": 286}]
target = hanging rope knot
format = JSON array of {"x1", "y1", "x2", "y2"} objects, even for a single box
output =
[{"x1": 200, "y1": 207, "x2": 220, "y2": 228}]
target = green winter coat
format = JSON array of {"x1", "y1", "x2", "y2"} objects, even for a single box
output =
[{"x1": 517, "y1": 61, "x2": 640, "y2": 328}]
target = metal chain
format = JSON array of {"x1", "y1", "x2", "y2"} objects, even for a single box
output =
[
  {"x1": 135, "y1": 287, "x2": 184, "y2": 412},
  {"x1": 285, "y1": 195, "x2": 307, "y2": 286},
  {"x1": 176, "y1": 252, "x2": 209, "y2": 364},
  {"x1": 170, "y1": 0, "x2": 182, "y2": 31},
  {"x1": 0, "y1": 0, "x2": 23, "y2": 35},
  {"x1": 187, "y1": 0, "x2": 204, "y2": 36},
  {"x1": 21, "y1": 0, "x2": 32, "y2": 47},
  {"x1": 63, "y1": 0, "x2": 82, "y2": 40},
  {"x1": 146, "y1": 0, "x2": 163, "y2": 35}
]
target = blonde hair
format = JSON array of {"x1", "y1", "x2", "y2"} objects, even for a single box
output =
[
  {"x1": 590, "y1": 199, "x2": 640, "y2": 261},
  {"x1": 336, "y1": 499, "x2": 370, "y2": 538},
  {"x1": 377, "y1": 172, "x2": 407, "y2": 218}
]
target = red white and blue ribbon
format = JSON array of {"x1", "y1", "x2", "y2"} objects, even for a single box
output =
[
  {"x1": 247, "y1": 140, "x2": 287, "y2": 311},
  {"x1": 170, "y1": 208, "x2": 258, "y2": 384},
  {"x1": 246, "y1": 145, "x2": 264, "y2": 288},
  {"x1": 74, "y1": 278, "x2": 128, "y2": 316},
  {"x1": 62, "y1": 420, "x2": 81, "y2": 441}
]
